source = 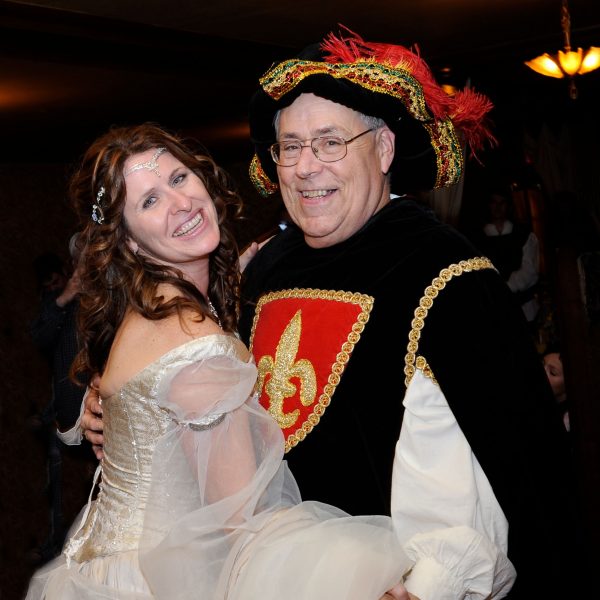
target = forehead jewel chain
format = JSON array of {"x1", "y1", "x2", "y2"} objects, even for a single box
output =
[
  {"x1": 124, "y1": 147, "x2": 167, "y2": 177},
  {"x1": 92, "y1": 186, "x2": 105, "y2": 224}
]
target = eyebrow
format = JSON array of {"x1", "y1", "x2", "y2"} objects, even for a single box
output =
[{"x1": 279, "y1": 125, "x2": 341, "y2": 140}]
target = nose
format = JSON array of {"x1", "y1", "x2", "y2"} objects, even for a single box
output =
[
  {"x1": 294, "y1": 144, "x2": 323, "y2": 179},
  {"x1": 168, "y1": 189, "x2": 192, "y2": 213}
]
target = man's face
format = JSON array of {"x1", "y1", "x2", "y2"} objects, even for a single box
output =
[
  {"x1": 489, "y1": 194, "x2": 508, "y2": 222},
  {"x1": 543, "y1": 352, "x2": 566, "y2": 401},
  {"x1": 275, "y1": 93, "x2": 395, "y2": 248}
]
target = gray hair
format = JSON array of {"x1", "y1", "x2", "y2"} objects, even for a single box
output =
[{"x1": 273, "y1": 108, "x2": 387, "y2": 137}]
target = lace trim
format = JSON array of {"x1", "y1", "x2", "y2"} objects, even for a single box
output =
[
  {"x1": 63, "y1": 463, "x2": 102, "y2": 568},
  {"x1": 404, "y1": 257, "x2": 495, "y2": 387}
]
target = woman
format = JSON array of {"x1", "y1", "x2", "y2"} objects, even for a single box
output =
[{"x1": 26, "y1": 124, "x2": 409, "y2": 599}]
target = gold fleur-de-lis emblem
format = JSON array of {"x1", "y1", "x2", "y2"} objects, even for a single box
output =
[{"x1": 256, "y1": 310, "x2": 317, "y2": 429}]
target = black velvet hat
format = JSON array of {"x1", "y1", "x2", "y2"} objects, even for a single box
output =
[{"x1": 248, "y1": 27, "x2": 495, "y2": 196}]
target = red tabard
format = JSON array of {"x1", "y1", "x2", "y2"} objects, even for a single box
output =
[{"x1": 249, "y1": 289, "x2": 374, "y2": 452}]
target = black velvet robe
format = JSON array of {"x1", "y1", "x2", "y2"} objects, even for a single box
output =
[{"x1": 239, "y1": 198, "x2": 580, "y2": 598}]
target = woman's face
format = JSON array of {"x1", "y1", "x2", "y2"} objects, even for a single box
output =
[{"x1": 122, "y1": 149, "x2": 220, "y2": 276}]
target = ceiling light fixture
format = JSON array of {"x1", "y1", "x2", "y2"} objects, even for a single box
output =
[{"x1": 525, "y1": 0, "x2": 600, "y2": 99}]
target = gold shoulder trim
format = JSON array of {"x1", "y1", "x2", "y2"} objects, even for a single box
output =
[{"x1": 404, "y1": 257, "x2": 495, "y2": 387}]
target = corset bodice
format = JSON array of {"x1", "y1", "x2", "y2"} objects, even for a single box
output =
[
  {"x1": 65, "y1": 334, "x2": 250, "y2": 563},
  {"x1": 69, "y1": 373, "x2": 171, "y2": 562}
]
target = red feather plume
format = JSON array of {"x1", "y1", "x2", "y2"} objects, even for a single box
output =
[{"x1": 321, "y1": 26, "x2": 496, "y2": 156}]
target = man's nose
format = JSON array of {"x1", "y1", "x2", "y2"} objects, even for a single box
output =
[{"x1": 294, "y1": 144, "x2": 322, "y2": 178}]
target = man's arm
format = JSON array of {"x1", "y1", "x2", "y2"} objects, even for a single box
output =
[
  {"x1": 392, "y1": 367, "x2": 515, "y2": 599},
  {"x1": 421, "y1": 268, "x2": 579, "y2": 597},
  {"x1": 506, "y1": 231, "x2": 539, "y2": 292}
]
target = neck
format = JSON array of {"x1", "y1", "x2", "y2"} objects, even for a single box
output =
[
  {"x1": 492, "y1": 219, "x2": 506, "y2": 233},
  {"x1": 176, "y1": 260, "x2": 211, "y2": 297}
]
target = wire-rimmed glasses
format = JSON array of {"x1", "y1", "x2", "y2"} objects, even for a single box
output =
[{"x1": 269, "y1": 128, "x2": 375, "y2": 166}]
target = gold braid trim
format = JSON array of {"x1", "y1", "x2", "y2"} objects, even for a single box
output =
[{"x1": 404, "y1": 257, "x2": 495, "y2": 387}]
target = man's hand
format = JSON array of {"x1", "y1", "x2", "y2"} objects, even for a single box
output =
[
  {"x1": 82, "y1": 377, "x2": 105, "y2": 459},
  {"x1": 239, "y1": 242, "x2": 259, "y2": 272},
  {"x1": 56, "y1": 267, "x2": 81, "y2": 307},
  {"x1": 239, "y1": 237, "x2": 273, "y2": 272},
  {"x1": 380, "y1": 582, "x2": 419, "y2": 600}
]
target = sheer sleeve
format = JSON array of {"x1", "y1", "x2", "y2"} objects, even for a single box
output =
[
  {"x1": 139, "y1": 348, "x2": 409, "y2": 599},
  {"x1": 138, "y1": 352, "x2": 303, "y2": 598}
]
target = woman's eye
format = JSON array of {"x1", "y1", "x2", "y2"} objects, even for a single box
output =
[
  {"x1": 142, "y1": 196, "x2": 157, "y2": 209},
  {"x1": 172, "y1": 172, "x2": 187, "y2": 186}
]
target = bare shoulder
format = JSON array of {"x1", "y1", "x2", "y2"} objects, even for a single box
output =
[{"x1": 100, "y1": 308, "x2": 221, "y2": 397}]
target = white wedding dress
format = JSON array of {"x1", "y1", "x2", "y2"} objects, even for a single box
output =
[{"x1": 26, "y1": 334, "x2": 410, "y2": 599}]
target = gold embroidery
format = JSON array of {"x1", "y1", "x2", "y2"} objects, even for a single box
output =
[
  {"x1": 404, "y1": 257, "x2": 495, "y2": 387},
  {"x1": 256, "y1": 310, "x2": 317, "y2": 429},
  {"x1": 249, "y1": 153, "x2": 279, "y2": 197},
  {"x1": 423, "y1": 119, "x2": 463, "y2": 188},
  {"x1": 260, "y1": 59, "x2": 432, "y2": 122},
  {"x1": 250, "y1": 288, "x2": 374, "y2": 452}
]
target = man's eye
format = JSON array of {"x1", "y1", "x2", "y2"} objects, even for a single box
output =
[
  {"x1": 282, "y1": 142, "x2": 301, "y2": 152},
  {"x1": 323, "y1": 137, "x2": 343, "y2": 147}
]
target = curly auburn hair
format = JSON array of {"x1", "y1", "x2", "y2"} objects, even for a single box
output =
[{"x1": 70, "y1": 123, "x2": 243, "y2": 381}]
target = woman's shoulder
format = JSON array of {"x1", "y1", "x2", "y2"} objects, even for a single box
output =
[
  {"x1": 125, "y1": 308, "x2": 220, "y2": 348},
  {"x1": 101, "y1": 310, "x2": 223, "y2": 397}
]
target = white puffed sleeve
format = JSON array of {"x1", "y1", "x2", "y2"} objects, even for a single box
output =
[
  {"x1": 392, "y1": 370, "x2": 516, "y2": 599},
  {"x1": 55, "y1": 389, "x2": 88, "y2": 445}
]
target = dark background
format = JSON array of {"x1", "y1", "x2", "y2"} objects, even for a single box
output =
[{"x1": 1, "y1": 1, "x2": 600, "y2": 598}]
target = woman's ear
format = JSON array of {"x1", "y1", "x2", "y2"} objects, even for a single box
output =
[
  {"x1": 126, "y1": 236, "x2": 139, "y2": 255},
  {"x1": 377, "y1": 126, "x2": 395, "y2": 174}
]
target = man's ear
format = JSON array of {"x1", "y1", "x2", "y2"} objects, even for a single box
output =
[
  {"x1": 377, "y1": 126, "x2": 395, "y2": 174},
  {"x1": 126, "y1": 236, "x2": 139, "y2": 255}
]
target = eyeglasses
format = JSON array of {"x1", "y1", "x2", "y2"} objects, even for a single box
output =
[{"x1": 269, "y1": 128, "x2": 376, "y2": 167}]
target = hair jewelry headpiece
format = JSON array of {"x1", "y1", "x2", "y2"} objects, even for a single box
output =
[
  {"x1": 92, "y1": 186, "x2": 105, "y2": 224},
  {"x1": 124, "y1": 147, "x2": 167, "y2": 177}
]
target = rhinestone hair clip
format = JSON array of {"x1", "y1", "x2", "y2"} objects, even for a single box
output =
[
  {"x1": 92, "y1": 186, "x2": 105, "y2": 224},
  {"x1": 124, "y1": 147, "x2": 167, "y2": 177}
]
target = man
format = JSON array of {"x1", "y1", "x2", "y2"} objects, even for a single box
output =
[
  {"x1": 30, "y1": 235, "x2": 92, "y2": 558},
  {"x1": 476, "y1": 190, "x2": 540, "y2": 325},
  {"x1": 82, "y1": 29, "x2": 580, "y2": 598},
  {"x1": 240, "y1": 29, "x2": 579, "y2": 598}
]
